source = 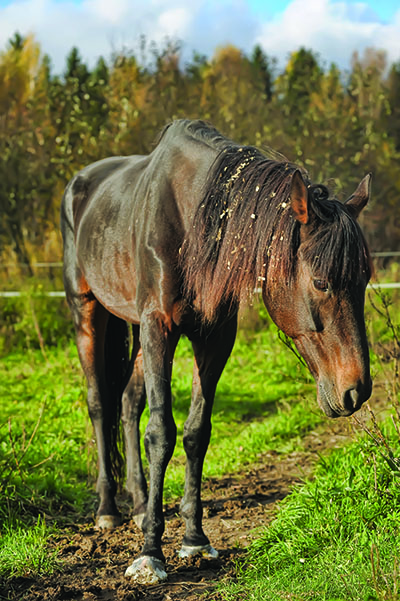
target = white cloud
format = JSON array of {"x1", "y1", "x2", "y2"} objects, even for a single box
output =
[
  {"x1": 0, "y1": 0, "x2": 399, "y2": 73},
  {"x1": 157, "y1": 7, "x2": 191, "y2": 35},
  {"x1": 256, "y1": 0, "x2": 400, "y2": 69},
  {"x1": 84, "y1": 0, "x2": 131, "y2": 25}
]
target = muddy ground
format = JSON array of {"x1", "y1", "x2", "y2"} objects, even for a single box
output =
[{"x1": 0, "y1": 420, "x2": 356, "y2": 601}]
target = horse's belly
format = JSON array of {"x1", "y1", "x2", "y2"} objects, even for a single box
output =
[
  {"x1": 87, "y1": 269, "x2": 140, "y2": 323},
  {"x1": 77, "y1": 233, "x2": 140, "y2": 322}
]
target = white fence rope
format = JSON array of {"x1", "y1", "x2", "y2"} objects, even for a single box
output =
[
  {"x1": 0, "y1": 291, "x2": 66, "y2": 298},
  {"x1": 0, "y1": 282, "x2": 399, "y2": 298}
]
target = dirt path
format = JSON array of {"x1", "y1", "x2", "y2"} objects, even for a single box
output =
[{"x1": 1, "y1": 420, "x2": 354, "y2": 601}]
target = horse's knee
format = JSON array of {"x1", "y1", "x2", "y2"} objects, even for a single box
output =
[
  {"x1": 144, "y1": 414, "x2": 176, "y2": 464},
  {"x1": 183, "y1": 416, "x2": 211, "y2": 458}
]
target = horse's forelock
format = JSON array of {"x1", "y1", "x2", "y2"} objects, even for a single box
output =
[{"x1": 302, "y1": 194, "x2": 372, "y2": 287}]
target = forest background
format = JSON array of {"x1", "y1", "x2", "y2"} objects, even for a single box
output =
[{"x1": 0, "y1": 33, "x2": 400, "y2": 275}]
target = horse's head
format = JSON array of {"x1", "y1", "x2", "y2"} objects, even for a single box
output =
[{"x1": 263, "y1": 170, "x2": 372, "y2": 418}]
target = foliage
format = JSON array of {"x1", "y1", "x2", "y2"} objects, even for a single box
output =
[
  {"x1": 0, "y1": 284, "x2": 398, "y2": 589},
  {"x1": 0, "y1": 35, "x2": 400, "y2": 272},
  {"x1": 0, "y1": 279, "x2": 73, "y2": 356},
  {"x1": 0, "y1": 319, "x2": 314, "y2": 519},
  {"x1": 0, "y1": 345, "x2": 92, "y2": 527}
]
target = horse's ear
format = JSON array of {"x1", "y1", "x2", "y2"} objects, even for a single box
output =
[
  {"x1": 290, "y1": 170, "x2": 309, "y2": 225},
  {"x1": 345, "y1": 173, "x2": 371, "y2": 219}
]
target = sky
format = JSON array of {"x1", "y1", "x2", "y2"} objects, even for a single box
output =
[{"x1": 0, "y1": 0, "x2": 399, "y2": 73}]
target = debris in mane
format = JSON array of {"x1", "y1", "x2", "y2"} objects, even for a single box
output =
[
  {"x1": 181, "y1": 142, "x2": 371, "y2": 322},
  {"x1": 181, "y1": 144, "x2": 303, "y2": 320}
]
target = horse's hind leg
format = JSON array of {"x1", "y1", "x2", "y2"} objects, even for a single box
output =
[
  {"x1": 179, "y1": 314, "x2": 238, "y2": 558},
  {"x1": 66, "y1": 281, "x2": 122, "y2": 528},
  {"x1": 81, "y1": 302, "x2": 123, "y2": 528},
  {"x1": 121, "y1": 325, "x2": 148, "y2": 527}
]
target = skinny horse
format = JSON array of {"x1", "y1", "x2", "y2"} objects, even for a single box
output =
[{"x1": 61, "y1": 119, "x2": 372, "y2": 584}]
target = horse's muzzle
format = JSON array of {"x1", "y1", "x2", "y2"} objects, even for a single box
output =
[{"x1": 318, "y1": 377, "x2": 372, "y2": 418}]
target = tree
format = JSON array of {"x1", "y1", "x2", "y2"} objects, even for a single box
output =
[
  {"x1": 277, "y1": 48, "x2": 322, "y2": 121},
  {"x1": 386, "y1": 61, "x2": 400, "y2": 151},
  {"x1": 250, "y1": 44, "x2": 274, "y2": 101},
  {"x1": 0, "y1": 33, "x2": 47, "y2": 271},
  {"x1": 49, "y1": 47, "x2": 110, "y2": 179},
  {"x1": 106, "y1": 52, "x2": 150, "y2": 154},
  {"x1": 1, "y1": 35, "x2": 400, "y2": 264}
]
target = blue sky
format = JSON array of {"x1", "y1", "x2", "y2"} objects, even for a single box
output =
[
  {"x1": 0, "y1": 0, "x2": 399, "y2": 72},
  {"x1": 248, "y1": 0, "x2": 398, "y2": 22}
]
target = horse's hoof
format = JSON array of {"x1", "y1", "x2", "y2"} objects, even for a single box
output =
[
  {"x1": 133, "y1": 511, "x2": 146, "y2": 529},
  {"x1": 178, "y1": 543, "x2": 219, "y2": 559},
  {"x1": 125, "y1": 556, "x2": 167, "y2": 584},
  {"x1": 96, "y1": 514, "x2": 122, "y2": 529}
]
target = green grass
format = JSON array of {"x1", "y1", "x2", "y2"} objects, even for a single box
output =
[
  {"x1": 0, "y1": 517, "x2": 59, "y2": 578},
  {"x1": 0, "y1": 322, "x2": 317, "y2": 522},
  {"x1": 0, "y1": 344, "x2": 96, "y2": 524},
  {"x1": 220, "y1": 423, "x2": 400, "y2": 601}
]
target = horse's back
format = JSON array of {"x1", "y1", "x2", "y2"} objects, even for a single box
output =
[{"x1": 61, "y1": 155, "x2": 147, "y2": 233}]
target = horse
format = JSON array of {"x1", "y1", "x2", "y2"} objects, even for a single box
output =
[{"x1": 61, "y1": 119, "x2": 373, "y2": 584}]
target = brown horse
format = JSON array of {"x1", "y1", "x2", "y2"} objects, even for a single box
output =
[{"x1": 61, "y1": 119, "x2": 372, "y2": 584}]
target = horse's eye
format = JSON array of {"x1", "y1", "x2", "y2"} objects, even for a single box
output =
[{"x1": 313, "y1": 279, "x2": 329, "y2": 292}]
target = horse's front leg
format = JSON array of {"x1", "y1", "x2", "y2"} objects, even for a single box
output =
[
  {"x1": 179, "y1": 314, "x2": 238, "y2": 558},
  {"x1": 125, "y1": 315, "x2": 179, "y2": 584}
]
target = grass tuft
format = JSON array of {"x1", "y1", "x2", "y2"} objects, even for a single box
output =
[{"x1": 0, "y1": 517, "x2": 59, "y2": 578}]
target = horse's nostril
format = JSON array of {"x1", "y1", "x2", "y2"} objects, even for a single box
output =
[
  {"x1": 346, "y1": 388, "x2": 359, "y2": 410},
  {"x1": 339, "y1": 388, "x2": 360, "y2": 415},
  {"x1": 350, "y1": 388, "x2": 359, "y2": 404},
  {"x1": 343, "y1": 380, "x2": 372, "y2": 412}
]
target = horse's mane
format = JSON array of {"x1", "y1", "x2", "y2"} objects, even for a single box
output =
[
  {"x1": 157, "y1": 119, "x2": 230, "y2": 151},
  {"x1": 180, "y1": 130, "x2": 372, "y2": 322}
]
